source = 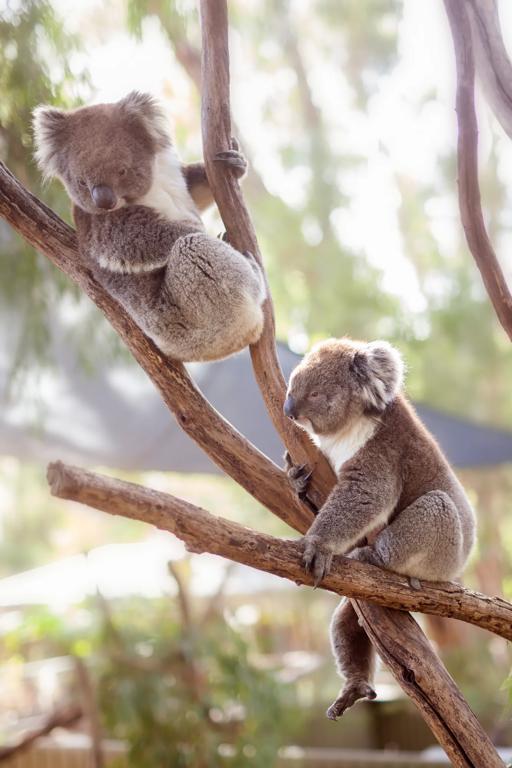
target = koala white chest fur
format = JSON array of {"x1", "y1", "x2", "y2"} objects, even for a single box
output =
[
  {"x1": 137, "y1": 147, "x2": 201, "y2": 224},
  {"x1": 312, "y1": 418, "x2": 377, "y2": 474}
]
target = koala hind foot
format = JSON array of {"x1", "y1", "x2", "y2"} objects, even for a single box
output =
[
  {"x1": 326, "y1": 682, "x2": 376, "y2": 721},
  {"x1": 302, "y1": 534, "x2": 333, "y2": 587}
]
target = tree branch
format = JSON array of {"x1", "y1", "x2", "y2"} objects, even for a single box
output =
[
  {"x1": 354, "y1": 603, "x2": 504, "y2": 768},
  {"x1": 0, "y1": 161, "x2": 311, "y2": 532},
  {"x1": 444, "y1": 0, "x2": 512, "y2": 342},
  {"x1": 47, "y1": 461, "x2": 512, "y2": 644},
  {"x1": 198, "y1": 0, "x2": 336, "y2": 509}
]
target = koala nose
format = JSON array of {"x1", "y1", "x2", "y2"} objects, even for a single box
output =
[
  {"x1": 91, "y1": 184, "x2": 117, "y2": 210},
  {"x1": 283, "y1": 395, "x2": 297, "y2": 420}
]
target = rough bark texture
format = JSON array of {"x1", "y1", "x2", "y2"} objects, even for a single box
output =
[
  {"x1": 444, "y1": 0, "x2": 512, "y2": 342},
  {"x1": 355, "y1": 603, "x2": 504, "y2": 768},
  {"x1": 48, "y1": 461, "x2": 512, "y2": 643}
]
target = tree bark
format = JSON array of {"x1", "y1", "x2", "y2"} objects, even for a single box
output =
[
  {"x1": 48, "y1": 461, "x2": 512, "y2": 643},
  {"x1": 355, "y1": 603, "x2": 503, "y2": 768}
]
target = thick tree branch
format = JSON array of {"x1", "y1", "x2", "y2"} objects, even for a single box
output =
[
  {"x1": 444, "y1": 0, "x2": 512, "y2": 342},
  {"x1": 354, "y1": 604, "x2": 504, "y2": 768},
  {"x1": 0, "y1": 162, "x2": 311, "y2": 532},
  {"x1": 198, "y1": 0, "x2": 336, "y2": 509},
  {"x1": 47, "y1": 462, "x2": 512, "y2": 644}
]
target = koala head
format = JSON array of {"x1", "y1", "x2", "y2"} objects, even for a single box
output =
[
  {"x1": 33, "y1": 91, "x2": 171, "y2": 214},
  {"x1": 284, "y1": 337, "x2": 404, "y2": 436}
]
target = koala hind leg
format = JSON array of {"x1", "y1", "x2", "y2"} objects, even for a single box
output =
[
  {"x1": 367, "y1": 490, "x2": 463, "y2": 582},
  {"x1": 327, "y1": 599, "x2": 376, "y2": 720}
]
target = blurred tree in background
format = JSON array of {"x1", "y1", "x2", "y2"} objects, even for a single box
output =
[{"x1": 4, "y1": 565, "x2": 301, "y2": 767}]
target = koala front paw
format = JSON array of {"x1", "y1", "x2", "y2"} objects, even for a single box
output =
[
  {"x1": 284, "y1": 451, "x2": 312, "y2": 500},
  {"x1": 302, "y1": 535, "x2": 333, "y2": 587},
  {"x1": 214, "y1": 138, "x2": 248, "y2": 178}
]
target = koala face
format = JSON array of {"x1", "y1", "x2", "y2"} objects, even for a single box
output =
[
  {"x1": 33, "y1": 92, "x2": 171, "y2": 215},
  {"x1": 284, "y1": 338, "x2": 404, "y2": 436}
]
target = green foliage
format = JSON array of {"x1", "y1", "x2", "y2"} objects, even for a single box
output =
[
  {"x1": 0, "y1": 0, "x2": 102, "y2": 379},
  {"x1": 5, "y1": 582, "x2": 300, "y2": 767}
]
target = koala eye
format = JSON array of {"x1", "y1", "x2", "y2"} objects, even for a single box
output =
[
  {"x1": 309, "y1": 390, "x2": 319, "y2": 399},
  {"x1": 77, "y1": 178, "x2": 87, "y2": 188},
  {"x1": 118, "y1": 168, "x2": 128, "y2": 178}
]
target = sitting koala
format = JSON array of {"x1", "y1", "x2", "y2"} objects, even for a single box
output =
[
  {"x1": 284, "y1": 337, "x2": 475, "y2": 719},
  {"x1": 33, "y1": 91, "x2": 266, "y2": 362}
]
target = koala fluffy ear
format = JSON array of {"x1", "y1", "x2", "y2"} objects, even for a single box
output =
[
  {"x1": 118, "y1": 91, "x2": 170, "y2": 150},
  {"x1": 351, "y1": 340, "x2": 404, "y2": 412},
  {"x1": 32, "y1": 106, "x2": 69, "y2": 179}
]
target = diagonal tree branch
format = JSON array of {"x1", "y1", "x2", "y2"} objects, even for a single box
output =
[
  {"x1": 444, "y1": 0, "x2": 512, "y2": 342},
  {"x1": 354, "y1": 603, "x2": 503, "y2": 768},
  {"x1": 47, "y1": 461, "x2": 512, "y2": 643},
  {"x1": 44, "y1": 462, "x2": 510, "y2": 762},
  {"x1": 0, "y1": 705, "x2": 82, "y2": 762},
  {"x1": 0, "y1": 162, "x2": 311, "y2": 533}
]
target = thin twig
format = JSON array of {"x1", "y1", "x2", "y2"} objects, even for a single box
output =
[{"x1": 0, "y1": 705, "x2": 82, "y2": 761}]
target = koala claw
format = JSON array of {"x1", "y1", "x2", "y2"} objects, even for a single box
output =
[
  {"x1": 302, "y1": 536, "x2": 333, "y2": 587},
  {"x1": 214, "y1": 143, "x2": 248, "y2": 177},
  {"x1": 409, "y1": 576, "x2": 422, "y2": 590},
  {"x1": 217, "y1": 231, "x2": 230, "y2": 243},
  {"x1": 284, "y1": 452, "x2": 313, "y2": 499},
  {"x1": 326, "y1": 683, "x2": 377, "y2": 720}
]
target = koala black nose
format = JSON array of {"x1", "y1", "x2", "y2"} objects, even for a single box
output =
[
  {"x1": 91, "y1": 184, "x2": 117, "y2": 210},
  {"x1": 283, "y1": 395, "x2": 297, "y2": 420}
]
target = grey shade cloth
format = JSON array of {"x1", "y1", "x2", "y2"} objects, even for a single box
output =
[{"x1": 2, "y1": 334, "x2": 512, "y2": 473}]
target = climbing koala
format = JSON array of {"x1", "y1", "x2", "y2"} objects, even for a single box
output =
[
  {"x1": 33, "y1": 91, "x2": 266, "y2": 361},
  {"x1": 283, "y1": 337, "x2": 476, "y2": 719}
]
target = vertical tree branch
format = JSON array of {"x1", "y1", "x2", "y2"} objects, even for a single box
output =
[
  {"x1": 444, "y1": 0, "x2": 512, "y2": 342},
  {"x1": 198, "y1": 0, "x2": 336, "y2": 509}
]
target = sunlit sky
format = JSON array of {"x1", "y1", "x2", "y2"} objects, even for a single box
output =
[{"x1": 46, "y1": 0, "x2": 512, "y2": 314}]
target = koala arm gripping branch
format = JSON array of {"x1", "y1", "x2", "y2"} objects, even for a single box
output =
[
  {"x1": 303, "y1": 453, "x2": 401, "y2": 586},
  {"x1": 73, "y1": 205, "x2": 201, "y2": 274},
  {"x1": 183, "y1": 145, "x2": 247, "y2": 213}
]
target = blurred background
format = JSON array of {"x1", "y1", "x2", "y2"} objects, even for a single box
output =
[{"x1": 1, "y1": 0, "x2": 512, "y2": 765}]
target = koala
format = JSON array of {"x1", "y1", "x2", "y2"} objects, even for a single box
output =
[
  {"x1": 284, "y1": 337, "x2": 476, "y2": 720},
  {"x1": 33, "y1": 91, "x2": 266, "y2": 362}
]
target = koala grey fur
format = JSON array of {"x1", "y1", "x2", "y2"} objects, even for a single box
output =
[
  {"x1": 33, "y1": 91, "x2": 266, "y2": 362},
  {"x1": 284, "y1": 337, "x2": 476, "y2": 720}
]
